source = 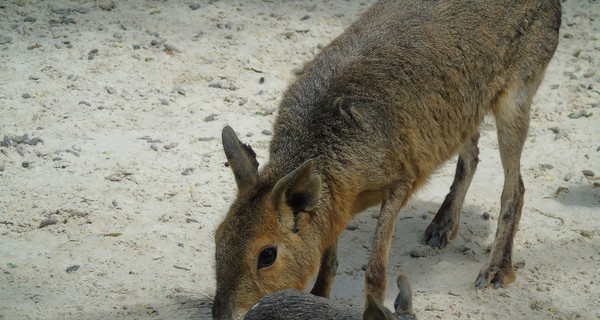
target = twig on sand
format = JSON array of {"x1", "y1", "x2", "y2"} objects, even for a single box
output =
[{"x1": 533, "y1": 208, "x2": 564, "y2": 225}]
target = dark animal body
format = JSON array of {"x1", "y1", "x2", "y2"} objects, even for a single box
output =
[
  {"x1": 243, "y1": 275, "x2": 416, "y2": 320},
  {"x1": 213, "y1": 0, "x2": 561, "y2": 319}
]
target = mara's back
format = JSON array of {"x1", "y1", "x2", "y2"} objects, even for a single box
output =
[{"x1": 268, "y1": 0, "x2": 561, "y2": 185}]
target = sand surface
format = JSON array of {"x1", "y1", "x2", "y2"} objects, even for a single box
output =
[{"x1": 1, "y1": 1, "x2": 599, "y2": 319}]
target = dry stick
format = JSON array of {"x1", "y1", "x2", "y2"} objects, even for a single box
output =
[{"x1": 532, "y1": 208, "x2": 564, "y2": 225}]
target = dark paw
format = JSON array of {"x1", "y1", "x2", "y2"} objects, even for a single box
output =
[
  {"x1": 423, "y1": 222, "x2": 452, "y2": 249},
  {"x1": 475, "y1": 265, "x2": 516, "y2": 289}
]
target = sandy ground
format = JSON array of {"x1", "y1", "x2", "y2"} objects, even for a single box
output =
[{"x1": 0, "y1": 1, "x2": 599, "y2": 319}]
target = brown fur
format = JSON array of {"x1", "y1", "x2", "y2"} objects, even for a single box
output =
[{"x1": 212, "y1": 0, "x2": 561, "y2": 318}]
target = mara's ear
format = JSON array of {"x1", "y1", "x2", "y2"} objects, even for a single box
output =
[
  {"x1": 222, "y1": 126, "x2": 259, "y2": 196},
  {"x1": 363, "y1": 294, "x2": 395, "y2": 320},
  {"x1": 270, "y1": 159, "x2": 321, "y2": 215}
]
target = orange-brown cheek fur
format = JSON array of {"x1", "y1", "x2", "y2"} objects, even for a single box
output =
[{"x1": 249, "y1": 199, "x2": 321, "y2": 295}]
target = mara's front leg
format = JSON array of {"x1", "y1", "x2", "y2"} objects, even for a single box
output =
[
  {"x1": 365, "y1": 184, "x2": 410, "y2": 303},
  {"x1": 310, "y1": 241, "x2": 338, "y2": 298}
]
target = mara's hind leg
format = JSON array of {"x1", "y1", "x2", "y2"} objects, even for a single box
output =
[
  {"x1": 365, "y1": 184, "x2": 410, "y2": 303},
  {"x1": 475, "y1": 80, "x2": 537, "y2": 289},
  {"x1": 424, "y1": 132, "x2": 480, "y2": 248}
]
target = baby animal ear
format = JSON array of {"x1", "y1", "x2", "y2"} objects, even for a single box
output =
[
  {"x1": 222, "y1": 126, "x2": 259, "y2": 196},
  {"x1": 270, "y1": 159, "x2": 321, "y2": 214},
  {"x1": 363, "y1": 294, "x2": 395, "y2": 320},
  {"x1": 394, "y1": 274, "x2": 414, "y2": 314}
]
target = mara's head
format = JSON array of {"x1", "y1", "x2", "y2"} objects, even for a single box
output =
[{"x1": 212, "y1": 126, "x2": 323, "y2": 320}]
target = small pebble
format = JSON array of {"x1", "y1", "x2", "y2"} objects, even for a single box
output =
[
  {"x1": 181, "y1": 168, "x2": 194, "y2": 176},
  {"x1": 457, "y1": 245, "x2": 474, "y2": 256},
  {"x1": 555, "y1": 186, "x2": 569, "y2": 195},
  {"x1": 554, "y1": 131, "x2": 567, "y2": 140},
  {"x1": 0, "y1": 35, "x2": 13, "y2": 44},
  {"x1": 160, "y1": 98, "x2": 169, "y2": 106},
  {"x1": 239, "y1": 97, "x2": 248, "y2": 106},
  {"x1": 583, "y1": 71, "x2": 596, "y2": 78},
  {"x1": 88, "y1": 48, "x2": 98, "y2": 60},
  {"x1": 163, "y1": 142, "x2": 178, "y2": 150},
  {"x1": 105, "y1": 86, "x2": 116, "y2": 95},
  {"x1": 39, "y1": 218, "x2": 58, "y2": 228},
  {"x1": 482, "y1": 212, "x2": 491, "y2": 220},
  {"x1": 568, "y1": 110, "x2": 592, "y2": 119},
  {"x1": 580, "y1": 230, "x2": 595, "y2": 239},
  {"x1": 150, "y1": 39, "x2": 166, "y2": 46},
  {"x1": 66, "y1": 265, "x2": 80, "y2": 273},
  {"x1": 150, "y1": 143, "x2": 158, "y2": 151},
  {"x1": 0, "y1": 162, "x2": 4, "y2": 172},
  {"x1": 204, "y1": 114, "x2": 216, "y2": 122},
  {"x1": 78, "y1": 101, "x2": 91, "y2": 107},
  {"x1": 301, "y1": 15, "x2": 310, "y2": 20},
  {"x1": 27, "y1": 137, "x2": 43, "y2": 146},
  {"x1": 259, "y1": 77, "x2": 265, "y2": 84},
  {"x1": 346, "y1": 222, "x2": 359, "y2": 231},
  {"x1": 132, "y1": 44, "x2": 141, "y2": 50},
  {"x1": 409, "y1": 248, "x2": 430, "y2": 258},
  {"x1": 27, "y1": 43, "x2": 41, "y2": 50},
  {"x1": 99, "y1": 2, "x2": 115, "y2": 11},
  {"x1": 12, "y1": 134, "x2": 28, "y2": 144},
  {"x1": 582, "y1": 170, "x2": 595, "y2": 177},
  {"x1": 514, "y1": 260, "x2": 526, "y2": 269},
  {"x1": 65, "y1": 149, "x2": 80, "y2": 157},
  {"x1": 164, "y1": 43, "x2": 182, "y2": 53},
  {"x1": 186, "y1": 218, "x2": 199, "y2": 223},
  {"x1": 105, "y1": 174, "x2": 122, "y2": 182},
  {"x1": 540, "y1": 164, "x2": 554, "y2": 170},
  {"x1": 189, "y1": 3, "x2": 200, "y2": 10},
  {"x1": 24, "y1": 16, "x2": 37, "y2": 23},
  {"x1": 261, "y1": 129, "x2": 272, "y2": 136},
  {"x1": 52, "y1": 17, "x2": 76, "y2": 25},
  {"x1": 112, "y1": 199, "x2": 118, "y2": 207},
  {"x1": 173, "y1": 87, "x2": 186, "y2": 96},
  {"x1": 21, "y1": 161, "x2": 31, "y2": 168},
  {"x1": 51, "y1": 8, "x2": 71, "y2": 15},
  {"x1": 530, "y1": 300, "x2": 543, "y2": 311},
  {"x1": 564, "y1": 173, "x2": 574, "y2": 181},
  {"x1": 305, "y1": 4, "x2": 317, "y2": 12},
  {"x1": 22, "y1": 93, "x2": 31, "y2": 99}
]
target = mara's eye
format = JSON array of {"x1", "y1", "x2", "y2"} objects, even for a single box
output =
[{"x1": 257, "y1": 246, "x2": 277, "y2": 269}]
